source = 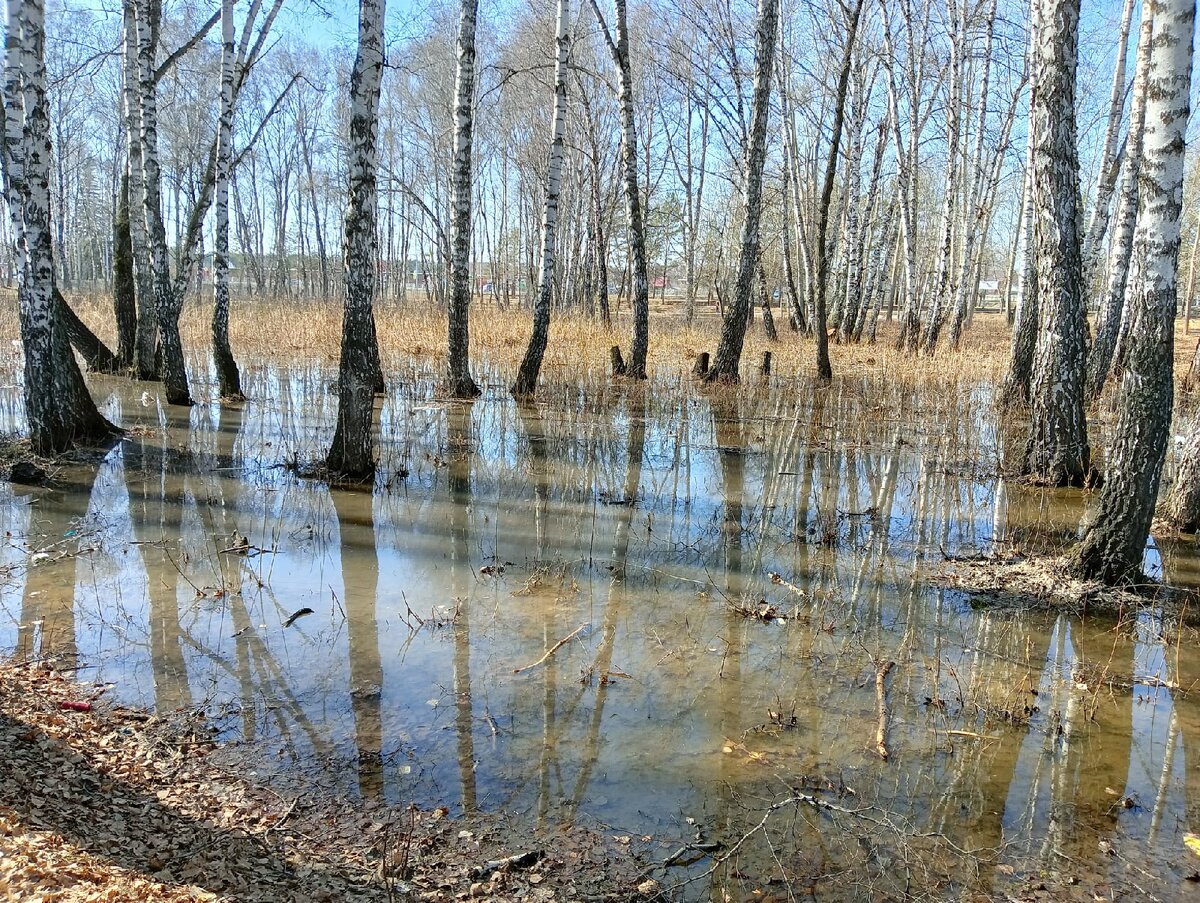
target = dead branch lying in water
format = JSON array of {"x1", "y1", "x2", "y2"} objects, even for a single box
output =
[
  {"x1": 512, "y1": 623, "x2": 588, "y2": 674},
  {"x1": 874, "y1": 659, "x2": 896, "y2": 760}
]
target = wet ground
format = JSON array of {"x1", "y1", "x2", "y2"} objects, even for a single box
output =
[{"x1": 3, "y1": 353, "x2": 1200, "y2": 900}]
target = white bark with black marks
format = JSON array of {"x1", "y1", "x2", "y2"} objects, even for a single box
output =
[
  {"x1": 1087, "y1": 8, "x2": 1154, "y2": 400},
  {"x1": 1076, "y1": 0, "x2": 1193, "y2": 579},
  {"x1": 445, "y1": 0, "x2": 481, "y2": 398},
  {"x1": 512, "y1": 0, "x2": 571, "y2": 398},
  {"x1": 326, "y1": 0, "x2": 387, "y2": 479},
  {"x1": 705, "y1": 0, "x2": 779, "y2": 382},
  {"x1": 3, "y1": 0, "x2": 115, "y2": 454},
  {"x1": 1022, "y1": 0, "x2": 1090, "y2": 486}
]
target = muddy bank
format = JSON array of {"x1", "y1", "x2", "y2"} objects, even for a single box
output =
[
  {"x1": 0, "y1": 661, "x2": 647, "y2": 902},
  {"x1": 930, "y1": 548, "x2": 1200, "y2": 624}
]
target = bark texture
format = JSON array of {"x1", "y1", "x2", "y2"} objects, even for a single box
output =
[
  {"x1": 1022, "y1": 0, "x2": 1091, "y2": 486},
  {"x1": 326, "y1": 0, "x2": 386, "y2": 479},
  {"x1": 445, "y1": 0, "x2": 482, "y2": 398},
  {"x1": 3, "y1": 0, "x2": 116, "y2": 454},
  {"x1": 588, "y1": 0, "x2": 649, "y2": 378},
  {"x1": 211, "y1": 0, "x2": 243, "y2": 401},
  {"x1": 1086, "y1": 8, "x2": 1154, "y2": 400},
  {"x1": 1074, "y1": 0, "x2": 1193, "y2": 579},
  {"x1": 705, "y1": 0, "x2": 779, "y2": 382},
  {"x1": 512, "y1": 0, "x2": 571, "y2": 397}
]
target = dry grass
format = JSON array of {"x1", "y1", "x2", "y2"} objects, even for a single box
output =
[
  {"x1": 22, "y1": 289, "x2": 1019, "y2": 389},
  {"x1": 0, "y1": 288, "x2": 1195, "y2": 396}
]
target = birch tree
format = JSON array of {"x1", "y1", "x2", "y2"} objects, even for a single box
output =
[
  {"x1": 1078, "y1": 0, "x2": 1137, "y2": 293},
  {"x1": 3, "y1": 0, "x2": 115, "y2": 454},
  {"x1": 445, "y1": 0, "x2": 482, "y2": 398},
  {"x1": 212, "y1": 0, "x2": 241, "y2": 400},
  {"x1": 1073, "y1": 0, "x2": 1193, "y2": 579},
  {"x1": 326, "y1": 0, "x2": 386, "y2": 479},
  {"x1": 811, "y1": 0, "x2": 865, "y2": 381},
  {"x1": 920, "y1": 0, "x2": 965, "y2": 353},
  {"x1": 1086, "y1": 8, "x2": 1154, "y2": 400},
  {"x1": 588, "y1": 0, "x2": 650, "y2": 379},
  {"x1": 512, "y1": 0, "x2": 571, "y2": 397},
  {"x1": 1021, "y1": 0, "x2": 1090, "y2": 487},
  {"x1": 705, "y1": 0, "x2": 779, "y2": 382}
]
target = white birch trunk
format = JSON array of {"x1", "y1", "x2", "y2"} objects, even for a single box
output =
[
  {"x1": 1086, "y1": 8, "x2": 1154, "y2": 399},
  {"x1": 3, "y1": 0, "x2": 113, "y2": 453},
  {"x1": 1078, "y1": 0, "x2": 1194, "y2": 579},
  {"x1": 327, "y1": 0, "x2": 387, "y2": 478},
  {"x1": 1079, "y1": 0, "x2": 1137, "y2": 293},
  {"x1": 445, "y1": 0, "x2": 481, "y2": 398},
  {"x1": 512, "y1": 0, "x2": 571, "y2": 397},
  {"x1": 211, "y1": 0, "x2": 241, "y2": 400}
]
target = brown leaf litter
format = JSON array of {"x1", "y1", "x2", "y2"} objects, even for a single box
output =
[{"x1": 0, "y1": 662, "x2": 647, "y2": 902}]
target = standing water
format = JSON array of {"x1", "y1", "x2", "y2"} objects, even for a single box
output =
[{"x1": 2, "y1": 360, "x2": 1199, "y2": 900}]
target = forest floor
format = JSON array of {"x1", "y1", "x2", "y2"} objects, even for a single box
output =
[{"x1": 0, "y1": 661, "x2": 650, "y2": 902}]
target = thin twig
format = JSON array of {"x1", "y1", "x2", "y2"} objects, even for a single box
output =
[{"x1": 513, "y1": 624, "x2": 588, "y2": 674}]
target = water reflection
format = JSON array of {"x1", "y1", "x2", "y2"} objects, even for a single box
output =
[{"x1": 2, "y1": 363, "x2": 1200, "y2": 898}]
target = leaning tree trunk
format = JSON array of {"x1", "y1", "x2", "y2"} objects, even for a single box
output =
[
  {"x1": 326, "y1": 0, "x2": 386, "y2": 479},
  {"x1": 1073, "y1": 0, "x2": 1193, "y2": 580},
  {"x1": 588, "y1": 0, "x2": 649, "y2": 378},
  {"x1": 811, "y1": 0, "x2": 865, "y2": 381},
  {"x1": 705, "y1": 0, "x2": 779, "y2": 382},
  {"x1": 1086, "y1": 8, "x2": 1153, "y2": 401},
  {"x1": 1079, "y1": 0, "x2": 1137, "y2": 295},
  {"x1": 112, "y1": 173, "x2": 137, "y2": 368},
  {"x1": 1022, "y1": 0, "x2": 1090, "y2": 486},
  {"x1": 135, "y1": 0, "x2": 191, "y2": 405},
  {"x1": 512, "y1": 0, "x2": 570, "y2": 398},
  {"x1": 3, "y1": 0, "x2": 115, "y2": 454},
  {"x1": 211, "y1": 0, "x2": 243, "y2": 400},
  {"x1": 444, "y1": 0, "x2": 481, "y2": 398}
]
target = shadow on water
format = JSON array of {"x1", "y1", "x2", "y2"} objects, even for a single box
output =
[{"x1": 5, "y1": 362, "x2": 1200, "y2": 898}]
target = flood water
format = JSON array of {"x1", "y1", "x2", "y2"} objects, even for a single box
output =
[{"x1": 4, "y1": 355, "x2": 1200, "y2": 900}]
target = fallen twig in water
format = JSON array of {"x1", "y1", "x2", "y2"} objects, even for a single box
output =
[
  {"x1": 875, "y1": 659, "x2": 896, "y2": 760},
  {"x1": 512, "y1": 624, "x2": 588, "y2": 674}
]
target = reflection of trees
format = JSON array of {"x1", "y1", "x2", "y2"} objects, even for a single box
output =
[
  {"x1": 121, "y1": 407, "x2": 332, "y2": 763},
  {"x1": 564, "y1": 388, "x2": 645, "y2": 820},
  {"x1": 123, "y1": 435, "x2": 191, "y2": 713},
  {"x1": 18, "y1": 462, "x2": 107, "y2": 664},
  {"x1": 330, "y1": 488, "x2": 385, "y2": 803},
  {"x1": 447, "y1": 403, "x2": 477, "y2": 814}
]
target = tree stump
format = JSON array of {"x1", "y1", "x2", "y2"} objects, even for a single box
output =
[
  {"x1": 692, "y1": 351, "x2": 710, "y2": 377},
  {"x1": 610, "y1": 345, "x2": 627, "y2": 377},
  {"x1": 761, "y1": 351, "x2": 772, "y2": 375}
]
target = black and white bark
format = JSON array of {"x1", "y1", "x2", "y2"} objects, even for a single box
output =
[
  {"x1": 1021, "y1": 0, "x2": 1090, "y2": 486},
  {"x1": 211, "y1": 0, "x2": 242, "y2": 401},
  {"x1": 921, "y1": 0, "x2": 966, "y2": 353},
  {"x1": 705, "y1": 0, "x2": 779, "y2": 383},
  {"x1": 121, "y1": 0, "x2": 155, "y2": 380},
  {"x1": 1086, "y1": 8, "x2": 1154, "y2": 400},
  {"x1": 588, "y1": 0, "x2": 649, "y2": 378},
  {"x1": 811, "y1": 0, "x2": 865, "y2": 381},
  {"x1": 512, "y1": 0, "x2": 571, "y2": 398},
  {"x1": 1079, "y1": 0, "x2": 1137, "y2": 294},
  {"x1": 1074, "y1": 0, "x2": 1193, "y2": 579},
  {"x1": 112, "y1": 172, "x2": 137, "y2": 369},
  {"x1": 326, "y1": 0, "x2": 386, "y2": 479},
  {"x1": 134, "y1": 0, "x2": 190, "y2": 405},
  {"x1": 444, "y1": 0, "x2": 481, "y2": 398},
  {"x1": 1000, "y1": 11, "x2": 1039, "y2": 409},
  {"x1": 3, "y1": 0, "x2": 116, "y2": 454}
]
